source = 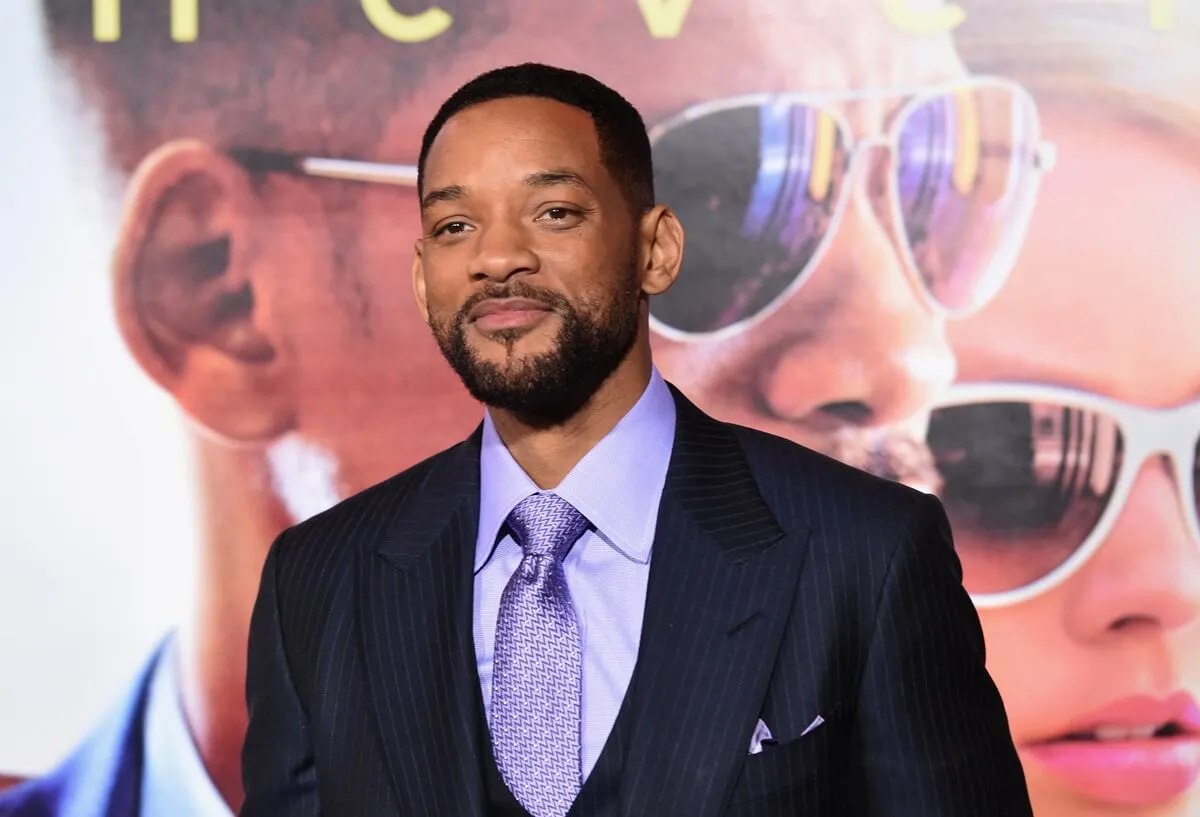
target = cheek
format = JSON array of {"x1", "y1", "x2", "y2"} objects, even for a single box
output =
[
  {"x1": 651, "y1": 332, "x2": 759, "y2": 396},
  {"x1": 290, "y1": 326, "x2": 475, "y2": 493},
  {"x1": 977, "y1": 602, "x2": 1074, "y2": 738},
  {"x1": 420, "y1": 278, "x2": 463, "y2": 322},
  {"x1": 418, "y1": 245, "x2": 486, "y2": 321}
]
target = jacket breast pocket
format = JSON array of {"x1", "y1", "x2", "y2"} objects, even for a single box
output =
[{"x1": 725, "y1": 723, "x2": 838, "y2": 813}]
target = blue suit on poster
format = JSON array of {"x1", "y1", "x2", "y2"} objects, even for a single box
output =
[
  {"x1": 0, "y1": 646, "x2": 159, "y2": 817},
  {"x1": 0, "y1": 636, "x2": 232, "y2": 817}
]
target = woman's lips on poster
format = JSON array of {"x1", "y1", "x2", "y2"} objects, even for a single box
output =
[{"x1": 1026, "y1": 691, "x2": 1200, "y2": 807}]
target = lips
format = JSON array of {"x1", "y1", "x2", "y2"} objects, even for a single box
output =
[
  {"x1": 467, "y1": 297, "x2": 553, "y2": 333},
  {"x1": 1025, "y1": 692, "x2": 1200, "y2": 807}
]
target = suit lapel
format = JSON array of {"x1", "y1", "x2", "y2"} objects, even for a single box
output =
[
  {"x1": 358, "y1": 427, "x2": 487, "y2": 817},
  {"x1": 622, "y1": 388, "x2": 811, "y2": 817}
]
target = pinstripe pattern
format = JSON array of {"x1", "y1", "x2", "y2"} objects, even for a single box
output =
[{"x1": 240, "y1": 385, "x2": 1032, "y2": 817}]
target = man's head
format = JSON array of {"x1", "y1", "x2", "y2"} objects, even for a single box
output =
[{"x1": 412, "y1": 63, "x2": 683, "y2": 426}]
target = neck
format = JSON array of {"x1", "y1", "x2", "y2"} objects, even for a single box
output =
[
  {"x1": 177, "y1": 437, "x2": 292, "y2": 813},
  {"x1": 489, "y1": 344, "x2": 654, "y2": 489}
]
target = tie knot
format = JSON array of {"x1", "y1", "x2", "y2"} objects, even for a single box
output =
[{"x1": 506, "y1": 493, "x2": 589, "y2": 561}]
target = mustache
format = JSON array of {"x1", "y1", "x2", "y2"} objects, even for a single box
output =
[
  {"x1": 455, "y1": 281, "x2": 572, "y2": 321},
  {"x1": 816, "y1": 427, "x2": 943, "y2": 494}
]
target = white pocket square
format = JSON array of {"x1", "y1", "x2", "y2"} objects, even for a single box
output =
[
  {"x1": 748, "y1": 714, "x2": 826, "y2": 755},
  {"x1": 748, "y1": 719, "x2": 774, "y2": 755}
]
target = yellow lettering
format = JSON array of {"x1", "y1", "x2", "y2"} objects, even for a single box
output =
[
  {"x1": 361, "y1": 0, "x2": 453, "y2": 43},
  {"x1": 808, "y1": 111, "x2": 836, "y2": 203},
  {"x1": 94, "y1": 0, "x2": 120, "y2": 41},
  {"x1": 172, "y1": 0, "x2": 198, "y2": 41},
  {"x1": 93, "y1": 0, "x2": 198, "y2": 41},
  {"x1": 1149, "y1": 0, "x2": 1173, "y2": 29},
  {"x1": 635, "y1": 0, "x2": 694, "y2": 39},
  {"x1": 878, "y1": 0, "x2": 966, "y2": 35}
]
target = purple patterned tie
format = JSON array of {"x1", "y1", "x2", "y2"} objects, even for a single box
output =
[{"x1": 490, "y1": 492, "x2": 590, "y2": 817}]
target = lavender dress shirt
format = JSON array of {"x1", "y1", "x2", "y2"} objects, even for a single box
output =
[{"x1": 473, "y1": 367, "x2": 676, "y2": 780}]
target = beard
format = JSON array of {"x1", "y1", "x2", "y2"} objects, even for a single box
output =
[{"x1": 430, "y1": 266, "x2": 642, "y2": 428}]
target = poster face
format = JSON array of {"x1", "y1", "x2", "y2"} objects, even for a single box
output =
[{"x1": 1, "y1": 1, "x2": 1198, "y2": 814}]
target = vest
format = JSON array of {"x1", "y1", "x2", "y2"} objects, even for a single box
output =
[{"x1": 477, "y1": 666, "x2": 641, "y2": 817}]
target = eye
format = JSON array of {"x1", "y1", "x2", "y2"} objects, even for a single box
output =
[
  {"x1": 537, "y1": 207, "x2": 583, "y2": 227},
  {"x1": 433, "y1": 221, "x2": 472, "y2": 237}
]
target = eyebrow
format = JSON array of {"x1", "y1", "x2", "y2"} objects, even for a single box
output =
[
  {"x1": 420, "y1": 184, "x2": 467, "y2": 212},
  {"x1": 523, "y1": 169, "x2": 593, "y2": 193},
  {"x1": 419, "y1": 169, "x2": 594, "y2": 212}
]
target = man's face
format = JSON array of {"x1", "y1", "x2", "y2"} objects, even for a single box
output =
[
  {"x1": 127, "y1": 0, "x2": 980, "y2": 521},
  {"x1": 415, "y1": 96, "x2": 645, "y2": 425}
]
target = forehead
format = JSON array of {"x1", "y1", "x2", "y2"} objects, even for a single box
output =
[{"x1": 422, "y1": 97, "x2": 604, "y2": 187}]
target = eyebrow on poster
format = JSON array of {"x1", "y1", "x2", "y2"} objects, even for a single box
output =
[{"x1": 90, "y1": 0, "x2": 1180, "y2": 44}]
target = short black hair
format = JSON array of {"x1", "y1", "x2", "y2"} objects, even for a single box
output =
[{"x1": 417, "y1": 62, "x2": 655, "y2": 216}]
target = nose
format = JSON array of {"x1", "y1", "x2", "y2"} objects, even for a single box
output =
[
  {"x1": 469, "y1": 220, "x2": 540, "y2": 283},
  {"x1": 757, "y1": 176, "x2": 956, "y2": 430},
  {"x1": 1066, "y1": 460, "x2": 1200, "y2": 642}
]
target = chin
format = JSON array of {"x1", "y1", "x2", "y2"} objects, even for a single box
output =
[{"x1": 469, "y1": 330, "x2": 557, "y2": 364}]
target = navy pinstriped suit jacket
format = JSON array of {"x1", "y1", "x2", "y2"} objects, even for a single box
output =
[{"x1": 239, "y1": 385, "x2": 1033, "y2": 816}]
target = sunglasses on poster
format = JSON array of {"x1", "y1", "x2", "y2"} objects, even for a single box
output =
[
  {"x1": 229, "y1": 75, "x2": 1055, "y2": 337},
  {"x1": 927, "y1": 382, "x2": 1200, "y2": 610}
]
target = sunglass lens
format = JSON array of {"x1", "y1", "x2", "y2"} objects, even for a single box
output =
[
  {"x1": 1193, "y1": 437, "x2": 1200, "y2": 531},
  {"x1": 894, "y1": 83, "x2": 1042, "y2": 314},
  {"x1": 926, "y1": 399, "x2": 1123, "y2": 594},
  {"x1": 650, "y1": 103, "x2": 849, "y2": 335}
]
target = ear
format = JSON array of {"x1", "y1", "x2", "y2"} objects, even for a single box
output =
[
  {"x1": 637, "y1": 204, "x2": 685, "y2": 297},
  {"x1": 113, "y1": 139, "x2": 295, "y2": 443},
  {"x1": 411, "y1": 239, "x2": 431, "y2": 324}
]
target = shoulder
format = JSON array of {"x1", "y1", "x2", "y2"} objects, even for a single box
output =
[
  {"x1": 722, "y1": 422, "x2": 956, "y2": 623},
  {"x1": 722, "y1": 421, "x2": 941, "y2": 570},
  {"x1": 729, "y1": 422, "x2": 931, "y2": 517},
  {"x1": 273, "y1": 433, "x2": 477, "y2": 564}
]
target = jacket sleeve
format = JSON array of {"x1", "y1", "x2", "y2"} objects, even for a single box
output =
[
  {"x1": 239, "y1": 533, "x2": 321, "y2": 817},
  {"x1": 852, "y1": 491, "x2": 1034, "y2": 816}
]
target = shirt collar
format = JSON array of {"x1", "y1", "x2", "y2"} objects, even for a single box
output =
[
  {"x1": 140, "y1": 636, "x2": 234, "y2": 817},
  {"x1": 475, "y1": 367, "x2": 676, "y2": 571}
]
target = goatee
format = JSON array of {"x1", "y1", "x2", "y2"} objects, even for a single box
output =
[{"x1": 431, "y1": 275, "x2": 641, "y2": 428}]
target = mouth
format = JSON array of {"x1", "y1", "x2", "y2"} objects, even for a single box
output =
[
  {"x1": 1025, "y1": 692, "x2": 1200, "y2": 808},
  {"x1": 466, "y1": 298, "x2": 554, "y2": 334}
]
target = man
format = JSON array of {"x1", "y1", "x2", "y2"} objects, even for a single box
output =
[
  {"x1": 4, "y1": 1, "x2": 1023, "y2": 814},
  {"x1": 240, "y1": 62, "x2": 1032, "y2": 817}
]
